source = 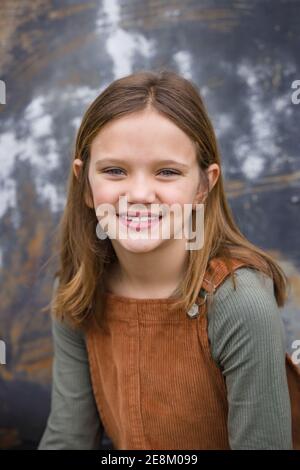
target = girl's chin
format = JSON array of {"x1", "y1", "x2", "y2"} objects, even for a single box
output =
[{"x1": 113, "y1": 238, "x2": 167, "y2": 253}]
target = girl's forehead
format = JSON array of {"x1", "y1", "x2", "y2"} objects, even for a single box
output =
[
  {"x1": 90, "y1": 114, "x2": 197, "y2": 164},
  {"x1": 91, "y1": 110, "x2": 192, "y2": 142}
]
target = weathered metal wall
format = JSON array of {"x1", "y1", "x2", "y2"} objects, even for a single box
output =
[{"x1": 0, "y1": 0, "x2": 299, "y2": 449}]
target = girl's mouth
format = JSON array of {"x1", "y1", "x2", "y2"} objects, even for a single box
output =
[{"x1": 117, "y1": 214, "x2": 163, "y2": 231}]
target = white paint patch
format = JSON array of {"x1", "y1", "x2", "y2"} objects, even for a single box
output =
[
  {"x1": 164, "y1": 8, "x2": 180, "y2": 19},
  {"x1": 241, "y1": 154, "x2": 265, "y2": 180},
  {"x1": 173, "y1": 51, "x2": 193, "y2": 80},
  {"x1": 62, "y1": 85, "x2": 97, "y2": 103},
  {"x1": 71, "y1": 116, "x2": 82, "y2": 131},
  {"x1": 214, "y1": 113, "x2": 234, "y2": 138},
  {"x1": 235, "y1": 59, "x2": 294, "y2": 179},
  {"x1": 0, "y1": 130, "x2": 18, "y2": 218},
  {"x1": 0, "y1": 84, "x2": 97, "y2": 219},
  {"x1": 199, "y1": 85, "x2": 210, "y2": 98},
  {"x1": 97, "y1": 0, "x2": 156, "y2": 79}
]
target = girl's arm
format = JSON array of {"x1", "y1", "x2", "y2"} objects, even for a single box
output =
[
  {"x1": 38, "y1": 282, "x2": 104, "y2": 449},
  {"x1": 207, "y1": 267, "x2": 293, "y2": 450}
]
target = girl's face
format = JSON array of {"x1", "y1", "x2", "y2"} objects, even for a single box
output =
[{"x1": 74, "y1": 108, "x2": 219, "y2": 254}]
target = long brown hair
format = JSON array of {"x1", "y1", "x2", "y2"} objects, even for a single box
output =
[{"x1": 46, "y1": 69, "x2": 289, "y2": 332}]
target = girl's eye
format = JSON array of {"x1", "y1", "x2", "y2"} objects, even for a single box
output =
[
  {"x1": 102, "y1": 168, "x2": 125, "y2": 175},
  {"x1": 101, "y1": 168, "x2": 180, "y2": 177},
  {"x1": 159, "y1": 169, "x2": 180, "y2": 176}
]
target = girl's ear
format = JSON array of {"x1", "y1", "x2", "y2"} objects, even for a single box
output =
[
  {"x1": 73, "y1": 158, "x2": 94, "y2": 209},
  {"x1": 73, "y1": 158, "x2": 83, "y2": 179},
  {"x1": 193, "y1": 163, "x2": 220, "y2": 208},
  {"x1": 205, "y1": 163, "x2": 220, "y2": 193}
]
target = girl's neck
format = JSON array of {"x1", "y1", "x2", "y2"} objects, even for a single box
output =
[{"x1": 105, "y1": 243, "x2": 189, "y2": 299}]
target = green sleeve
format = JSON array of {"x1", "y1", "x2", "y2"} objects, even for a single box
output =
[
  {"x1": 207, "y1": 267, "x2": 293, "y2": 450},
  {"x1": 38, "y1": 281, "x2": 104, "y2": 449}
]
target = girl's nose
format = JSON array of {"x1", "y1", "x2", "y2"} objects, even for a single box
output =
[{"x1": 124, "y1": 175, "x2": 156, "y2": 203}]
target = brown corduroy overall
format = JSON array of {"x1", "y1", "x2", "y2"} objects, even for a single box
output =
[{"x1": 85, "y1": 257, "x2": 300, "y2": 450}]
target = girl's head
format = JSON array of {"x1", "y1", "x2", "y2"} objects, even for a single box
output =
[
  {"x1": 73, "y1": 106, "x2": 219, "y2": 255},
  {"x1": 51, "y1": 69, "x2": 289, "y2": 330}
]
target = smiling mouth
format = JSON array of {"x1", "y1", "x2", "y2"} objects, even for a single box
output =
[
  {"x1": 118, "y1": 214, "x2": 163, "y2": 221},
  {"x1": 117, "y1": 213, "x2": 163, "y2": 230}
]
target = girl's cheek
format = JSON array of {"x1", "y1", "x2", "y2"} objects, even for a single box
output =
[{"x1": 91, "y1": 184, "x2": 120, "y2": 206}]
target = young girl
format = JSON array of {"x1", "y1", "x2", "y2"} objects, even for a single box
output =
[{"x1": 38, "y1": 70, "x2": 298, "y2": 450}]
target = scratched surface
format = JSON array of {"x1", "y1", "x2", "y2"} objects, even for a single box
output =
[{"x1": 0, "y1": 0, "x2": 299, "y2": 449}]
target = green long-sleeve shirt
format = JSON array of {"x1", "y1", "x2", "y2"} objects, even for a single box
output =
[{"x1": 38, "y1": 267, "x2": 293, "y2": 450}]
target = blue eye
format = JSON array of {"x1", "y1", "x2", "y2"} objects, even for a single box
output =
[
  {"x1": 102, "y1": 168, "x2": 180, "y2": 177},
  {"x1": 103, "y1": 168, "x2": 124, "y2": 175},
  {"x1": 159, "y1": 169, "x2": 179, "y2": 176}
]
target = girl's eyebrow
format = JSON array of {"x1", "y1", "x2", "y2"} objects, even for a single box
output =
[{"x1": 95, "y1": 158, "x2": 190, "y2": 170}]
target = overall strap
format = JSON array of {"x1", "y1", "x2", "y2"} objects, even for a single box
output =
[
  {"x1": 187, "y1": 257, "x2": 250, "y2": 319},
  {"x1": 201, "y1": 257, "x2": 249, "y2": 297}
]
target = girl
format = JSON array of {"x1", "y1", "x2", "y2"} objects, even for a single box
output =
[{"x1": 38, "y1": 70, "x2": 298, "y2": 450}]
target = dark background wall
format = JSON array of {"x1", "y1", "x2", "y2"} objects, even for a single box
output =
[{"x1": 0, "y1": 0, "x2": 299, "y2": 450}]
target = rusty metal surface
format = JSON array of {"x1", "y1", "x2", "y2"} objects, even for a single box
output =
[{"x1": 0, "y1": 0, "x2": 299, "y2": 449}]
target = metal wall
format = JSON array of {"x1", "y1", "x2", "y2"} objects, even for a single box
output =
[{"x1": 0, "y1": 0, "x2": 299, "y2": 449}]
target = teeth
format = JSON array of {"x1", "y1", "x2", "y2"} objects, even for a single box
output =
[{"x1": 120, "y1": 215, "x2": 159, "y2": 222}]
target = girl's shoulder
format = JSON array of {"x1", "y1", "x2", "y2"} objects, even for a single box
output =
[
  {"x1": 207, "y1": 266, "x2": 287, "y2": 358},
  {"x1": 206, "y1": 265, "x2": 288, "y2": 381},
  {"x1": 213, "y1": 265, "x2": 275, "y2": 304}
]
